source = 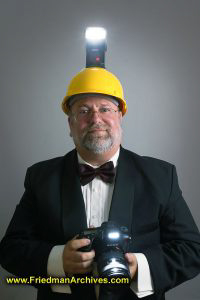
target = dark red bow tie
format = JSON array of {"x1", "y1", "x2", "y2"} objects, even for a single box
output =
[{"x1": 78, "y1": 161, "x2": 115, "y2": 186}]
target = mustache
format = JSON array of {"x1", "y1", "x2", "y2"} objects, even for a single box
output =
[{"x1": 86, "y1": 124, "x2": 108, "y2": 132}]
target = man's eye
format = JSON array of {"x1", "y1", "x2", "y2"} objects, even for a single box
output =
[
  {"x1": 79, "y1": 110, "x2": 89, "y2": 115},
  {"x1": 100, "y1": 108, "x2": 111, "y2": 113}
]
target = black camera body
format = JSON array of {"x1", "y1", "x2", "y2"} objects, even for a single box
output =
[{"x1": 78, "y1": 221, "x2": 131, "y2": 287}]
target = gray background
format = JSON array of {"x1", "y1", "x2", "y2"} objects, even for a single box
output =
[{"x1": 0, "y1": 0, "x2": 199, "y2": 299}]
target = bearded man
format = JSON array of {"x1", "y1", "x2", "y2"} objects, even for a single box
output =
[{"x1": 0, "y1": 67, "x2": 199, "y2": 300}]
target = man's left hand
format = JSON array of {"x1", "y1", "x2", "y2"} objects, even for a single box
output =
[{"x1": 125, "y1": 253, "x2": 138, "y2": 280}]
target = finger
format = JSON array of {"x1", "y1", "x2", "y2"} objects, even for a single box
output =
[
  {"x1": 64, "y1": 248, "x2": 95, "y2": 263},
  {"x1": 76, "y1": 250, "x2": 95, "y2": 262},
  {"x1": 125, "y1": 253, "x2": 136, "y2": 264},
  {"x1": 68, "y1": 238, "x2": 91, "y2": 251},
  {"x1": 125, "y1": 253, "x2": 138, "y2": 279},
  {"x1": 125, "y1": 253, "x2": 133, "y2": 263}
]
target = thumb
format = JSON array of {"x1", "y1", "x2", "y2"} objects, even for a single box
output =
[{"x1": 125, "y1": 253, "x2": 135, "y2": 264}]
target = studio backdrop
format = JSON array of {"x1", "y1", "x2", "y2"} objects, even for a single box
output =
[{"x1": 0, "y1": 1, "x2": 199, "y2": 299}]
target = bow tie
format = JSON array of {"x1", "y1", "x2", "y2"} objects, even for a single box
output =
[{"x1": 78, "y1": 161, "x2": 115, "y2": 186}]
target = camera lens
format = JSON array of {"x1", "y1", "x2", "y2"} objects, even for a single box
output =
[{"x1": 97, "y1": 250, "x2": 130, "y2": 291}]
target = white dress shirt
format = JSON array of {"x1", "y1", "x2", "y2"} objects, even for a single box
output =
[{"x1": 47, "y1": 149, "x2": 154, "y2": 298}]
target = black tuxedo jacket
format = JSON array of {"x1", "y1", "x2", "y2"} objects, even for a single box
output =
[{"x1": 0, "y1": 147, "x2": 200, "y2": 300}]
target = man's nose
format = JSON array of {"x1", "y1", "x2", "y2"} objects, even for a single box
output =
[{"x1": 88, "y1": 110, "x2": 102, "y2": 122}]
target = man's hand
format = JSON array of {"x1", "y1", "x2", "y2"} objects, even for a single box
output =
[
  {"x1": 125, "y1": 253, "x2": 138, "y2": 280},
  {"x1": 63, "y1": 237, "x2": 95, "y2": 275}
]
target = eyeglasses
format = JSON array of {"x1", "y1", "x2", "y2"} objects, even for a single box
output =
[{"x1": 72, "y1": 107, "x2": 120, "y2": 121}]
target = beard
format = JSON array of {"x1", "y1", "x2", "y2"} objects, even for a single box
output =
[
  {"x1": 73, "y1": 124, "x2": 122, "y2": 154},
  {"x1": 83, "y1": 131, "x2": 113, "y2": 154}
]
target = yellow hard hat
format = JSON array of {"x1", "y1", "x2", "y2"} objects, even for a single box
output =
[{"x1": 61, "y1": 67, "x2": 127, "y2": 116}]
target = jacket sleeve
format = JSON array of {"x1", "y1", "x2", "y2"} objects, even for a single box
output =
[
  {"x1": 0, "y1": 167, "x2": 55, "y2": 278},
  {"x1": 143, "y1": 165, "x2": 200, "y2": 294}
]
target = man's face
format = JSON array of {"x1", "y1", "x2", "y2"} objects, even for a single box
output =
[{"x1": 68, "y1": 96, "x2": 122, "y2": 154}]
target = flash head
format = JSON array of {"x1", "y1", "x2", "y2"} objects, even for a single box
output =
[
  {"x1": 85, "y1": 27, "x2": 107, "y2": 68},
  {"x1": 85, "y1": 27, "x2": 107, "y2": 42}
]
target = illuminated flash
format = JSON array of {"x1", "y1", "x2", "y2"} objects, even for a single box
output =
[
  {"x1": 108, "y1": 232, "x2": 120, "y2": 239},
  {"x1": 85, "y1": 27, "x2": 107, "y2": 42}
]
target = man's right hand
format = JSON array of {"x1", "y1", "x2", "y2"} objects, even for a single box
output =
[{"x1": 63, "y1": 237, "x2": 95, "y2": 275}]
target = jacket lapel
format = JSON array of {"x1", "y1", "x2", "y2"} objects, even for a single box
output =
[
  {"x1": 109, "y1": 147, "x2": 136, "y2": 233},
  {"x1": 61, "y1": 150, "x2": 87, "y2": 241}
]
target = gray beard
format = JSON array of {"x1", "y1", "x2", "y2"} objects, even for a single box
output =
[{"x1": 82, "y1": 135, "x2": 113, "y2": 154}]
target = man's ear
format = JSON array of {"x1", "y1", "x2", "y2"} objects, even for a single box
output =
[
  {"x1": 68, "y1": 117, "x2": 72, "y2": 137},
  {"x1": 119, "y1": 111, "x2": 123, "y2": 122}
]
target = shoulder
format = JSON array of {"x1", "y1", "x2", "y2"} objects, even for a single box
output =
[
  {"x1": 120, "y1": 147, "x2": 175, "y2": 179},
  {"x1": 25, "y1": 149, "x2": 76, "y2": 184},
  {"x1": 29, "y1": 155, "x2": 65, "y2": 171},
  {"x1": 120, "y1": 147, "x2": 179, "y2": 199},
  {"x1": 121, "y1": 147, "x2": 173, "y2": 166}
]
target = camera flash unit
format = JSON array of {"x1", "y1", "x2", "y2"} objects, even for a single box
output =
[{"x1": 85, "y1": 27, "x2": 107, "y2": 68}]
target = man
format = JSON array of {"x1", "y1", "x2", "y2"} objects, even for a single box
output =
[{"x1": 0, "y1": 67, "x2": 200, "y2": 300}]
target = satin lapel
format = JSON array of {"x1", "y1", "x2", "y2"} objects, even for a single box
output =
[
  {"x1": 61, "y1": 150, "x2": 87, "y2": 241},
  {"x1": 109, "y1": 147, "x2": 136, "y2": 233}
]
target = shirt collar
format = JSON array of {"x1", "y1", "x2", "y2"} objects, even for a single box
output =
[{"x1": 77, "y1": 148, "x2": 120, "y2": 168}]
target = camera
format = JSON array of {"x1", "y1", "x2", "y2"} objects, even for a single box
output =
[{"x1": 78, "y1": 221, "x2": 131, "y2": 289}]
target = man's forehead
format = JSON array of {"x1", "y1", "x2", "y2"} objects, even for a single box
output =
[
  {"x1": 68, "y1": 93, "x2": 119, "y2": 109},
  {"x1": 75, "y1": 98, "x2": 117, "y2": 107}
]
